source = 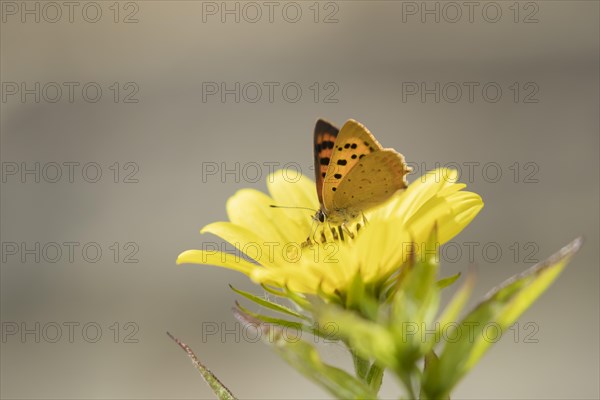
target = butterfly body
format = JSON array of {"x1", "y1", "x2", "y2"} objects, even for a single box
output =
[
  {"x1": 314, "y1": 205, "x2": 361, "y2": 226},
  {"x1": 311, "y1": 119, "x2": 411, "y2": 239}
]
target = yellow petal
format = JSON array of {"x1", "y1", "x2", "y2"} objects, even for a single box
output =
[
  {"x1": 266, "y1": 170, "x2": 320, "y2": 239},
  {"x1": 226, "y1": 189, "x2": 294, "y2": 243},
  {"x1": 176, "y1": 250, "x2": 257, "y2": 275},
  {"x1": 405, "y1": 191, "x2": 483, "y2": 245},
  {"x1": 201, "y1": 221, "x2": 290, "y2": 267},
  {"x1": 267, "y1": 169, "x2": 319, "y2": 211},
  {"x1": 385, "y1": 168, "x2": 456, "y2": 223},
  {"x1": 354, "y1": 217, "x2": 413, "y2": 281},
  {"x1": 179, "y1": 168, "x2": 484, "y2": 298},
  {"x1": 440, "y1": 193, "x2": 484, "y2": 243}
]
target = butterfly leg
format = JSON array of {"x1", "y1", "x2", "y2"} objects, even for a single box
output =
[
  {"x1": 304, "y1": 221, "x2": 331, "y2": 247},
  {"x1": 301, "y1": 236, "x2": 312, "y2": 248},
  {"x1": 361, "y1": 212, "x2": 369, "y2": 226},
  {"x1": 337, "y1": 225, "x2": 345, "y2": 242},
  {"x1": 302, "y1": 219, "x2": 321, "y2": 247},
  {"x1": 330, "y1": 223, "x2": 339, "y2": 241},
  {"x1": 340, "y1": 223, "x2": 355, "y2": 240}
]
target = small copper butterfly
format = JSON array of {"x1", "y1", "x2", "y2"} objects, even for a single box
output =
[{"x1": 311, "y1": 119, "x2": 411, "y2": 240}]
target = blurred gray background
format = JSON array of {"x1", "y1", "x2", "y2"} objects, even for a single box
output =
[{"x1": 1, "y1": 1, "x2": 598, "y2": 399}]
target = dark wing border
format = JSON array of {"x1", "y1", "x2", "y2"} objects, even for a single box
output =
[{"x1": 313, "y1": 119, "x2": 340, "y2": 204}]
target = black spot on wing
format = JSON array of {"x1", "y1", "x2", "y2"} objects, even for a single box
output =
[
  {"x1": 337, "y1": 159, "x2": 347, "y2": 166},
  {"x1": 320, "y1": 157, "x2": 330, "y2": 165}
]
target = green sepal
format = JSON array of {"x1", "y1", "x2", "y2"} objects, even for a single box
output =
[
  {"x1": 273, "y1": 335, "x2": 378, "y2": 399},
  {"x1": 229, "y1": 285, "x2": 308, "y2": 321},
  {"x1": 233, "y1": 307, "x2": 377, "y2": 399},
  {"x1": 436, "y1": 271, "x2": 476, "y2": 334},
  {"x1": 313, "y1": 300, "x2": 398, "y2": 370},
  {"x1": 233, "y1": 302, "x2": 333, "y2": 340},
  {"x1": 345, "y1": 273, "x2": 380, "y2": 321},
  {"x1": 390, "y1": 228, "x2": 441, "y2": 358},
  {"x1": 420, "y1": 350, "x2": 448, "y2": 400},
  {"x1": 260, "y1": 283, "x2": 287, "y2": 297},
  {"x1": 283, "y1": 285, "x2": 313, "y2": 311},
  {"x1": 366, "y1": 363, "x2": 385, "y2": 393}
]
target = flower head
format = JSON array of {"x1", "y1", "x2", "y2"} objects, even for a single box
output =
[
  {"x1": 177, "y1": 168, "x2": 483, "y2": 300},
  {"x1": 174, "y1": 156, "x2": 584, "y2": 400}
]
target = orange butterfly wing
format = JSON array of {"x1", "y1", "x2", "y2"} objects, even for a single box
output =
[
  {"x1": 322, "y1": 120, "x2": 383, "y2": 211},
  {"x1": 313, "y1": 119, "x2": 339, "y2": 205},
  {"x1": 332, "y1": 150, "x2": 410, "y2": 210}
]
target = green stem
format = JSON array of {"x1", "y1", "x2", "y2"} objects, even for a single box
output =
[
  {"x1": 396, "y1": 369, "x2": 418, "y2": 400},
  {"x1": 405, "y1": 378, "x2": 417, "y2": 400}
]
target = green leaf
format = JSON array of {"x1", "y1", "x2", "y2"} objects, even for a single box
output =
[
  {"x1": 229, "y1": 285, "x2": 309, "y2": 321},
  {"x1": 436, "y1": 272, "x2": 462, "y2": 290},
  {"x1": 422, "y1": 237, "x2": 582, "y2": 399},
  {"x1": 167, "y1": 332, "x2": 237, "y2": 400}
]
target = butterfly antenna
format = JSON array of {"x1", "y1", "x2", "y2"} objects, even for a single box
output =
[{"x1": 269, "y1": 204, "x2": 318, "y2": 213}]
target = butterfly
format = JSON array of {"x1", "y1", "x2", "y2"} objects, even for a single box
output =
[{"x1": 311, "y1": 119, "x2": 411, "y2": 241}]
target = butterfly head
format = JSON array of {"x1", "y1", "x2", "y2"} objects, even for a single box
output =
[{"x1": 314, "y1": 208, "x2": 326, "y2": 223}]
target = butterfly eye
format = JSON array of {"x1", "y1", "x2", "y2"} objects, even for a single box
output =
[{"x1": 318, "y1": 211, "x2": 325, "y2": 223}]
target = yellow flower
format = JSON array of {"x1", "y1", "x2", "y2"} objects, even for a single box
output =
[{"x1": 177, "y1": 168, "x2": 483, "y2": 297}]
